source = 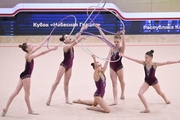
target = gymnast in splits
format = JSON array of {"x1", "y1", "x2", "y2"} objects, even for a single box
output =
[
  {"x1": 120, "y1": 50, "x2": 180, "y2": 113},
  {"x1": 73, "y1": 50, "x2": 111, "y2": 113},
  {"x1": 46, "y1": 25, "x2": 88, "y2": 106},
  {"x1": 1, "y1": 36, "x2": 58, "y2": 117},
  {"x1": 95, "y1": 24, "x2": 125, "y2": 105}
]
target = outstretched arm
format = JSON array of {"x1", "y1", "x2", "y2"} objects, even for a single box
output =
[
  {"x1": 155, "y1": 60, "x2": 180, "y2": 67},
  {"x1": 28, "y1": 46, "x2": 58, "y2": 61},
  {"x1": 120, "y1": 53, "x2": 144, "y2": 65},
  {"x1": 31, "y1": 35, "x2": 50, "y2": 54}
]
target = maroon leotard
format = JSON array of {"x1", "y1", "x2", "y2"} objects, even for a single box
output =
[
  {"x1": 20, "y1": 59, "x2": 34, "y2": 80},
  {"x1": 94, "y1": 74, "x2": 106, "y2": 98},
  {"x1": 110, "y1": 51, "x2": 123, "y2": 72},
  {"x1": 144, "y1": 64, "x2": 158, "y2": 86},
  {"x1": 60, "y1": 47, "x2": 74, "y2": 71}
]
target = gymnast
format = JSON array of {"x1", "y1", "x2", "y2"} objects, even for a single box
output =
[
  {"x1": 73, "y1": 50, "x2": 111, "y2": 113},
  {"x1": 95, "y1": 24, "x2": 126, "y2": 105},
  {"x1": 120, "y1": 50, "x2": 180, "y2": 113},
  {"x1": 46, "y1": 25, "x2": 88, "y2": 106},
  {"x1": 1, "y1": 36, "x2": 58, "y2": 117}
]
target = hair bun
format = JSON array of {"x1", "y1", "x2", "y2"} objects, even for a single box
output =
[
  {"x1": 150, "y1": 50, "x2": 154, "y2": 53},
  {"x1": 91, "y1": 63, "x2": 95, "y2": 69},
  {"x1": 59, "y1": 37, "x2": 63, "y2": 42},
  {"x1": 59, "y1": 34, "x2": 66, "y2": 42},
  {"x1": 18, "y1": 44, "x2": 22, "y2": 48}
]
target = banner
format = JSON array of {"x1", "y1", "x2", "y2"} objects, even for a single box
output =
[{"x1": 0, "y1": 12, "x2": 180, "y2": 35}]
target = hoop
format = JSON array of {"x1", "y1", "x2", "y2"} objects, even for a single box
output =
[
  {"x1": 75, "y1": 0, "x2": 125, "y2": 62},
  {"x1": 77, "y1": 32, "x2": 121, "y2": 62},
  {"x1": 46, "y1": 15, "x2": 77, "y2": 49},
  {"x1": 86, "y1": 5, "x2": 125, "y2": 32}
]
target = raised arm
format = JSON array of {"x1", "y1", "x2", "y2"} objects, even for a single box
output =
[
  {"x1": 155, "y1": 60, "x2": 180, "y2": 67},
  {"x1": 102, "y1": 48, "x2": 112, "y2": 73},
  {"x1": 120, "y1": 30, "x2": 125, "y2": 53},
  {"x1": 95, "y1": 24, "x2": 107, "y2": 39},
  {"x1": 31, "y1": 35, "x2": 50, "y2": 54},
  {"x1": 92, "y1": 54, "x2": 98, "y2": 69},
  {"x1": 75, "y1": 25, "x2": 88, "y2": 40},
  {"x1": 120, "y1": 53, "x2": 144, "y2": 65},
  {"x1": 28, "y1": 46, "x2": 58, "y2": 61},
  {"x1": 91, "y1": 55, "x2": 100, "y2": 80}
]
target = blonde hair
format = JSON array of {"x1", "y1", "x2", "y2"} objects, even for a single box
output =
[{"x1": 114, "y1": 31, "x2": 121, "y2": 39}]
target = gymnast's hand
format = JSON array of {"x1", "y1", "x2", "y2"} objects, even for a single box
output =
[
  {"x1": 52, "y1": 46, "x2": 58, "y2": 50},
  {"x1": 121, "y1": 30, "x2": 125, "y2": 34},
  {"x1": 91, "y1": 54, "x2": 96, "y2": 59},
  {"x1": 95, "y1": 24, "x2": 101, "y2": 29},
  {"x1": 119, "y1": 53, "x2": 124, "y2": 57},
  {"x1": 110, "y1": 47, "x2": 113, "y2": 52},
  {"x1": 81, "y1": 24, "x2": 88, "y2": 31}
]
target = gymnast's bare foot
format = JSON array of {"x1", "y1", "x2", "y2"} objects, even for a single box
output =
[
  {"x1": 66, "y1": 100, "x2": 73, "y2": 105},
  {"x1": 109, "y1": 101, "x2": 118, "y2": 106},
  {"x1": 66, "y1": 101, "x2": 73, "y2": 105},
  {"x1": 166, "y1": 100, "x2": 170, "y2": 104},
  {"x1": 140, "y1": 109, "x2": 150, "y2": 113},
  {"x1": 46, "y1": 99, "x2": 51, "y2": 106},
  {"x1": 28, "y1": 111, "x2": 39, "y2": 115},
  {"x1": 86, "y1": 106, "x2": 93, "y2": 110},
  {"x1": 73, "y1": 99, "x2": 81, "y2": 104},
  {"x1": 1, "y1": 109, "x2": 7, "y2": 117},
  {"x1": 120, "y1": 94, "x2": 125, "y2": 100}
]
